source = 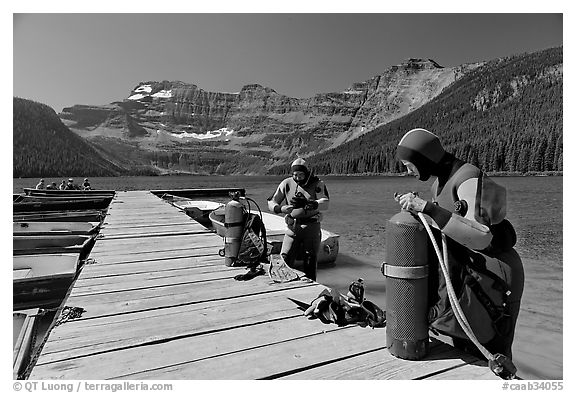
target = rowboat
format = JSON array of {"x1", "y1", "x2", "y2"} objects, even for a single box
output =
[
  {"x1": 13, "y1": 253, "x2": 80, "y2": 310},
  {"x1": 18, "y1": 194, "x2": 115, "y2": 202},
  {"x1": 13, "y1": 196, "x2": 113, "y2": 213},
  {"x1": 13, "y1": 235, "x2": 94, "y2": 258},
  {"x1": 161, "y1": 195, "x2": 224, "y2": 227},
  {"x1": 13, "y1": 308, "x2": 41, "y2": 379},
  {"x1": 151, "y1": 187, "x2": 245, "y2": 199},
  {"x1": 13, "y1": 221, "x2": 101, "y2": 236},
  {"x1": 13, "y1": 210, "x2": 107, "y2": 222},
  {"x1": 209, "y1": 207, "x2": 339, "y2": 264},
  {"x1": 24, "y1": 188, "x2": 116, "y2": 197}
]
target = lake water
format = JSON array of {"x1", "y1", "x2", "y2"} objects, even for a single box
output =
[{"x1": 12, "y1": 175, "x2": 563, "y2": 379}]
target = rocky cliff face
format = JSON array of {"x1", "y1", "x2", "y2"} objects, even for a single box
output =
[{"x1": 59, "y1": 58, "x2": 481, "y2": 174}]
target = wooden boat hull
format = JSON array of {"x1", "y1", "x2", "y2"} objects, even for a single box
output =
[
  {"x1": 13, "y1": 210, "x2": 106, "y2": 222},
  {"x1": 24, "y1": 188, "x2": 116, "y2": 197},
  {"x1": 13, "y1": 253, "x2": 80, "y2": 310},
  {"x1": 13, "y1": 308, "x2": 40, "y2": 379},
  {"x1": 13, "y1": 221, "x2": 101, "y2": 236},
  {"x1": 209, "y1": 208, "x2": 339, "y2": 264},
  {"x1": 13, "y1": 197, "x2": 113, "y2": 213},
  {"x1": 13, "y1": 235, "x2": 94, "y2": 258},
  {"x1": 19, "y1": 194, "x2": 114, "y2": 202}
]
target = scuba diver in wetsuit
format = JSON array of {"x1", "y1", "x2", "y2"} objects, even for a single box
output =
[
  {"x1": 395, "y1": 128, "x2": 524, "y2": 360},
  {"x1": 267, "y1": 158, "x2": 330, "y2": 281}
]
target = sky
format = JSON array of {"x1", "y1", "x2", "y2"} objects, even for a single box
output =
[{"x1": 12, "y1": 11, "x2": 563, "y2": 113}]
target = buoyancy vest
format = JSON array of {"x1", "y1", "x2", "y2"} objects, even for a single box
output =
[
  {"x1": 427, "y1": 161, "x2": 514, "y2": 344},
  {"x1": 431, "y1": 162, "x2": 507, "y2": 226}
]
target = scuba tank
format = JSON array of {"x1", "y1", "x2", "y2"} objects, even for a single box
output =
[
  {"x1": 224, "y1": 192, "x2": 246, "y2": 267},
  {"x1": 382, "y1": 209, "x2": 429, "y2": 360}
]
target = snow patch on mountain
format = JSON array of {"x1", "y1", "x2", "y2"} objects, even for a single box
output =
[
  {"x1": 156, "y1": 127, "x2": 234, "y2": 140},
  {"x1": 134, "y1": 84, "x2": 152, "y2": 93},
  {"x1": 127, "y1": 93, "x2": 147, "y2": 100},
  {"x1": 152, "y1": 90, "x2": 172, "y2": 98}
]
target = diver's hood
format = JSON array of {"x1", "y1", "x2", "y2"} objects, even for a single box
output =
[
  {"x1": 291, "y1": 158, "x2": 311, "y2": 185},
  {"x1": 397, "y1": 128, "x2": 446, "y2": 181}
]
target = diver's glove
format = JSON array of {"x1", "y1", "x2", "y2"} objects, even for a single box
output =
[
  {"x1": 290, "y1": 193, "x2": 307, "y2": 209},
  {"x1": 398, "y1": 192, "x2": 427, "y2": 213},
  {"x1": 305, "y1": 200, "x2": 319, "y2": 210},
  {"x1": 280, "y1": 205, "x2": 294, "y2": 214}
]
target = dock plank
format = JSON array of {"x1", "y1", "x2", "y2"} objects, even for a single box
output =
[
  {"x1": 64, "y1": 276, "x2": 318, "y2": 320},
  {"x1": 28, "y1": 190, "x2": 501, "y2": 380},
  {"x1": 83, "y1": 247, "x2": 223, "y2": 266},
  {"x1": 35, "y1": 285, "x2": 324, "y2": 364}
]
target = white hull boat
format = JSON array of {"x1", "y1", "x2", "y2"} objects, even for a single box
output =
[{"x1": 209, "y1": 207, "x2": 339, "y2": 264}]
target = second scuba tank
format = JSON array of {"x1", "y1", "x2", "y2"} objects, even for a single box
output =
[
  {"x1": 382, "y1": 209, "x2": 429, "y2": 360},
  {"x1": 224, "y1": 195, "x2": 245, "y2": 267}
]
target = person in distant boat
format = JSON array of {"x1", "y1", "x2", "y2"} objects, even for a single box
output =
[
  {"x1": 83, "y1": 178, "x2": 91, "y2": 190},
  {"x1": 46, "y1": 182, "x2": 58, "y2": 190},
  {"x1": 59, "y1": 180, "x2": 67, "y2": 190},
  {"x1": 267, "y1": 158, "x2": 330, "y2": 281},
  {"x1": 35, "y1": 178, "x2": 45, "y2": 189},
  {"x1": 65, "y1": 178, "x2": 80, "y2": 190},
  {"x1": 395, "y1": 128, "x2": 524, "y2": 361}
]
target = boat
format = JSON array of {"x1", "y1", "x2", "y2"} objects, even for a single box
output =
[
  {"x1": 13, "y1": 235, "x2": 94, "y2": 258},
  {"x1": 13, "y1": 308, "x2": 41, "y2": 379},
  {"x1": 13, "y1": 221, "x2": 102, "y2": 236},
  {"x1": 13, "y1": 210, "x2": 106, "y2": 222},
  {"x1": 13, "y1": 253, "x2": 80, "y2": 310},
  {"x1": 13, "y1": 196, "x2": 113, "y2": 213},
  {"x1": 161, "y1": 194, "x2": 224, "y2": 227},
  {"x1": 18, "y1": 194, "x2": 115, "y2": 202},
  {"x1": 209, "y1": 206, "x2": 339, "y2": 264},
  {"x1": 14, "y1": 194, "x2": 23, "y2": 202},
  {"x1": 151, "y1": 187, "x2": 245, "y2": 199},
  {"x1": 24, "y1": 188, "x2": 116, "y2": 197}
]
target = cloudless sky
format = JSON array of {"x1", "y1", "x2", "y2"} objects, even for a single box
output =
[{"x1": 13, "y1": 12, "x2": 562, "y2": 112}]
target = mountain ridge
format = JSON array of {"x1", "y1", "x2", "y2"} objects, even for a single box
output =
[
  {"x1": 13, "y1": 48, "x2": 562, "y2": 177},
  {"x1": 299, "y1": 47, "x2": 563, "y2": 176},
  {"x1": 54, "y1": 58, "x2": 480, "y2": 175}
]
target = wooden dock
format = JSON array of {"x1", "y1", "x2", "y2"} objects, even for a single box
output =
[{"x1": 29, "y1": 191, "x2": 500, "y2": 380}]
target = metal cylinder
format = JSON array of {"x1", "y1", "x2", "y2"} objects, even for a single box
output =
[
  {"x1": 383, "y1": 210, "x2": 430, "y2": 360},
  {"x1": 224, "y1": 199, "x2": 244, "y2": 266}
]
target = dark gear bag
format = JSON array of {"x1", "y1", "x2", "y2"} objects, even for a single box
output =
[
  {"x1": 235, "y1": 212, "x2": 268, "y2": 267},
  {"x1": 428, "y1": 233, "x2": 513, "y2": 344}
]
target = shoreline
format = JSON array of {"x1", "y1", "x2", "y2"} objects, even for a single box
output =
[{"x1": 13, "y1": 171, "x2": 563, "y2": 180}]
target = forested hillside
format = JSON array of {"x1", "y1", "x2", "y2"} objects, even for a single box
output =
[
  {"x1": 282, "y1": 47, "x2": 562, "y2": 175},
  {"x1": 13, "y1": 98, "x2": 126, "y2": 177}
]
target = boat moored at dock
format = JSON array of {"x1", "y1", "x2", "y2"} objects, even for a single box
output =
[
  {"x1": 13, "y1": 196, "x2": 113, "y2": 213},
  {"x1": 13, "y1": 221, "x2": 102, "y2": 236},
  {"x1": 162, "y1": 195, "x2": 224, "y2": 227},
  {"x1": 23, "y1": 188, "x2": 116, "y2": 197},
  {"x1": 13, "y1": 308, "x2": 41, "y2": 379},
  {"x1": 13, "y1": 209, "x2": 107, "y2": 222},
  {"x1": 13, "y1": 253, "x2": 81, "y2": 311},
  {"x1": 13, "y1": 234, "x2": 94, "y2": 258},
  {"x1": 209, "y1": 206, "x2": 339, "y2": 264}
]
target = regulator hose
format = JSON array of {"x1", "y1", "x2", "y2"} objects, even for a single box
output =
[{"x1": 417, "y1": 212, "x2": 517, "y2": 380}]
